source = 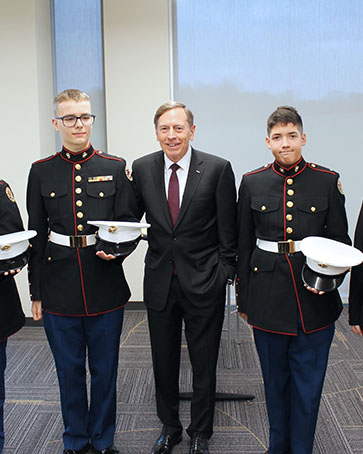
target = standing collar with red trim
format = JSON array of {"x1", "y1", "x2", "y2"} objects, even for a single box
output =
[
  {"x1": 272, "y1": 156, "x2": 307, "y2": 177},
  {"x1": 60, "y1": 144, "x2": 94, "y2": 163}
]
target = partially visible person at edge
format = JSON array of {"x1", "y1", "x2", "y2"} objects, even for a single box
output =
[
  {"x1": 0, "y1": 180, "x2": 26, "y2": 453},
  {"x1": 132, "y1": 101, "x2": 237, "y2": 454},
  {"x1": 236, "y1": 106, "x2": 350, "y2": 454},
  {"x1": 26, "y1": 89, "x2": 138, "y2": 454},
  {"x1": 349, "y1": 203, "x2": 363, "y2": 335}
]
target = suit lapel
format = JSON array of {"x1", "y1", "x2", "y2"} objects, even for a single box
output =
[
  {"x1": 151, "y1": 152, "x2": 173, "y2": 229},
  {"x1": 175, "y1": 148, "x2": 204, "y2": 229}
]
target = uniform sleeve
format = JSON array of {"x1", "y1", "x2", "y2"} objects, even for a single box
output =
[
  {"x1": 0, "y1": 181, "x2": 24, "y2": 235},
  {"x1": 131, "y1": 162, "x2": 146, "y2": 221},
  {"x1": 215, "y1": 160, "x2": 237, "y2": 278},
  {"x1": 113, "y1": 159, "x2": 139, "y2": 222},
  {"x1": 26, "y1": 166, "x2": 48, "y2": 301},
  {"x1": 236, "y1": 176, "x2": 256, "y2": 313},
  {"x1": 349, "y1": 203, "x2": 363, "y2": 326},
  {"x1": 324, "y1": 174, "x2": 351, "y2": 245}
]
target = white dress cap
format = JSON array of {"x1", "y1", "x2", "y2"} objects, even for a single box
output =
[{"x1": 0, "y1": 230, "x2": 37, "y2": 260}]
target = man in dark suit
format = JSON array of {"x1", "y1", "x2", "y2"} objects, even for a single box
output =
[
  {"x1": 237, "y1": 106, "x2": 350, "y2": 454},
  {"x1": 349, "y1": 203, "x2": 363, "y2": 334},
  {"x1": 132, "y1": 102, "x2": 237, "y2": 454}
]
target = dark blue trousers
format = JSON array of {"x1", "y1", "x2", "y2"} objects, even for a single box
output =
[
  {"x1": 43, "y1": 309, "x2": 124, "y2": 451},
  {"x1": 254, "y1": 319, "x2": 334, "y2": 454},
  {"x1": 0, "y1": 340, "x2": 7, "y2": 454}
]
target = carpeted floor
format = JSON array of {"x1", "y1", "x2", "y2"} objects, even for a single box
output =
[{"x1": 3, "y1": 307, "x2": 363, "y2": 453}]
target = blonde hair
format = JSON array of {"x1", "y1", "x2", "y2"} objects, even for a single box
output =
[{"x1": 54, "y1": 89, "x2": 90, "y2": 115}]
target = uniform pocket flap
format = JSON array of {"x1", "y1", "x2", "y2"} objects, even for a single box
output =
[
  {"x1": 298, "y1": 197, "x2": 328, "y2": 213},
  {"x1": 251, "y1": 196, "x2": 280, "y2": 213},
  {"x1": 41, "y1": 184, "x2": 68, "y2": 198},
  {"x1": 86, "y1": 181, "x2": 116, "y2": 198},
  {"x1": 250, "y1": 247, "x2": 278, "y2": 272},
  {"x1": 44, "y1": 241, "x2": 71, "y2": 262}
]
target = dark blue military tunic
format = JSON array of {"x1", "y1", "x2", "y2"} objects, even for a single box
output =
[
  {"x1": 237, "y1": 156, "x2": 350, "y2": 334},
  {"x1": 0, "y1": 180, "x2": 25, "y2": 340},
  {"x1": 27, "y1": 145, "x2": 138, "y2": 315}
]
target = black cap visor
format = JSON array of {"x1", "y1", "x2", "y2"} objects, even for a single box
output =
[
  {"x1": 95, "y1": 234, "x2": 141, "y2": 257},
  {"x1": 301, "y1": 263, "x2": 347, "y2": 292}
]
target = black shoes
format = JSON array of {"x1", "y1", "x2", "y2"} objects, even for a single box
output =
[
  {"x1": 91, "y1": 448, "x2": 119, "y2": 454},
  {"x1": 63, "y1": 445, "x2": 90, "y2": 454},
  {"x1": 151, "y1": 432, "x2": 183, "y2": 453},
  {"x1": 189, "y1": 435, "x2": 209, "y2": 454}
]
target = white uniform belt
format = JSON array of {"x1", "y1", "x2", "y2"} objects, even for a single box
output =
[
  {"x1": 257, "y1": 238, "x2": 302, "y2": 254},
  {"x1": 49, "y1": 231, "x2": 96, "y2": 248}
]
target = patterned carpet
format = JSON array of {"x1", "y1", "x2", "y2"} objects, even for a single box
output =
[{"x1": 3, "y1": 307, "x2": 363, "y2": 453}]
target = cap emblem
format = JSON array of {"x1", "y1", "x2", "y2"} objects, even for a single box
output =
[
  {"x1": 1, "y1": 244, "x2": 11, "y2": 251},
  {"x1": 108, "y1": 226, "x2": 118, "y2": 233},
  {"x1": 318, "y1": 262, "x2": 328, "y2": 268}
]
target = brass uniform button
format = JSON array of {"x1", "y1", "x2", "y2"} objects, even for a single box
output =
[
  {"x1": 286, "y1": 214, "x2": 293, "y2": 221},
  {"x1": 66, "y1": 152, "x2": 71, "y2": 159},
  {"x1": 77, "y1": 224, "x2": 84, "y2": 232},
  {"x1": 77, "y1": 212, "x2": 84, "y2": 219},
  {"x1": 287, "y1": 178, "x2": 293, "y2": 185},
  {"x1": 76, "y1": 200, "x2": 83, "y2": 207},
  {"x1": 75, "y1": 164, "x2": 81, "y2": 170},
  {"x1": 75, "y1": 175, "x2": 82, "y2": 182},
  {"x1": 261, "y1": 205, "x2": 267, "y2": 211},
  {"x1": 75, "y1": 188, "x2": 82, "y2": 194},
  {"x1": 287, "y1": 201, "x2": 294, "y2": 208},
  {"x1": 253, "y1": 267, "x2": 258, "y2": 272},
  {"x1": 47, "y1": 256, "x2": 51, "y2": 261},
  {"x1": 286, "y1": 227, "x2": 293, "y2": 234},
  {"x1": 50, "y1": 192, "x2": 56, "y2": 198},
  {"x1": 310, "y1": 206, "x2": 316, "y2": 212},
  {"x1": 287, "y1": 189, "x2": 294, "y2": 196},
  {"x1": 99, "y1": 192, "x2": 104, "y2": 198}
]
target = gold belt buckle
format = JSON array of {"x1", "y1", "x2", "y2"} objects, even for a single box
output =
[
  {"x1": 70, "y1": 235, "x2": 87, "y2": 248},
  {"x1": 277, "y1": 239, "x2": 295, "y2": 254}
]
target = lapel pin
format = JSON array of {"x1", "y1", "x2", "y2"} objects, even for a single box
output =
[{"x1": 196, "y1": 170, "x2": 200, "y2": 174}]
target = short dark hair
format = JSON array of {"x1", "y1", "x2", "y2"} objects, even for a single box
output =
[
  {"x1": 154, "y1": 101, "x2": 194, "y2": 128},
  {"x1": 267, "y1": 106, "x2": 303, "y2": 136}
]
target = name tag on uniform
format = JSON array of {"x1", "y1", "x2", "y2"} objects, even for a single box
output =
[{"x1": 88, "y1": 175, "x2": 113, "y2": 183}]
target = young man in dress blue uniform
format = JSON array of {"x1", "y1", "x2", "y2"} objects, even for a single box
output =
[
  {"x1": 27, "y1": 89, "x2": 138, "y2": 454},
  {"x1": 0, "y1": 181, "x2": 26, "y2": 453},
  {"x1": 237, "y1": 106, "x2": 350, "y2": 454}
]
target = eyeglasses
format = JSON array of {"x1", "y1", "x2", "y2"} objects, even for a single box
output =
[{"x1": 55, "y1": 114, "x2": 96, "y2": 128}]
